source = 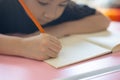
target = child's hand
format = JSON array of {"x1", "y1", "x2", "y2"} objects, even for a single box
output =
[{"x1": 21, "y1": 33, "x2": 62, "y2": 60}]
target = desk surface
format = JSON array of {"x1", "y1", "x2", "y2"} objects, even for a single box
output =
[{"x1": 0, "y1": 21, "x2": 120, "y2": 80}]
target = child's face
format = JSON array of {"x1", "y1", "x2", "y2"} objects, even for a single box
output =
[{"x1": 24, "y1": 0, "x2": 70, "y2": 25}]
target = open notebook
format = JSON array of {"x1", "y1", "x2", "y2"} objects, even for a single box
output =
[{"x1": 44, "y1": 30, "x2": 120, "y2": 68}]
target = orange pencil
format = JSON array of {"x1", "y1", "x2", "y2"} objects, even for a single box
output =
[{"x1": 19, "y1": 0, "x2": 45, "y2": 33}]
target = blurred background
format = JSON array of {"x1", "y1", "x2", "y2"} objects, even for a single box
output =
[{"x1": 72, "y1": 0, "x2": 120, "y2": 21}]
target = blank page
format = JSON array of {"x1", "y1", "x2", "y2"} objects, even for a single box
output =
[
  {"x1": 86, "y1": 31, "x2": 120, "y2": 51},
  {"x1": 44, "y1": 36, "x2": 110, "y2": 68}
]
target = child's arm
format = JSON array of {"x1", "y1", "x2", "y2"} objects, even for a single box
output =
[
  {"x1": 44, "y1": 11, "x2": 110, "y2": 38},
  {"x1": 0, "y1": 34, "x2": 23, "y2": 56},
  {"x1": 0, "y1": 34, "x2": 61, "y2": 60}
]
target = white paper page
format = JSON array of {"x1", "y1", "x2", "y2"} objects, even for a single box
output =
[
  {"x1": 86, "y1": 31, "x2": 120, "y2": 51},
  {"x1": 44, "y1": 36, "x2": 110, "y2": 68}
]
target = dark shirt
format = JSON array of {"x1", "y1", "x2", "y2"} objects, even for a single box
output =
[{"x1": 0, "y1": 0, "x2": 96, "y2": 34}]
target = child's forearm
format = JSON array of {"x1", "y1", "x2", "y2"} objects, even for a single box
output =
[
  {"x1": 44, "y1": 11, "x2": 110, "y2": 38},
  {"x1": 0, "y1": 33, "x2": 62, "y2": 60},
  {"x1": 61, "y1": 13, "x2": 110, "y2": 34},
  {"x1": 0, "y1": 34, "x2": 23, "y2": 56}
]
